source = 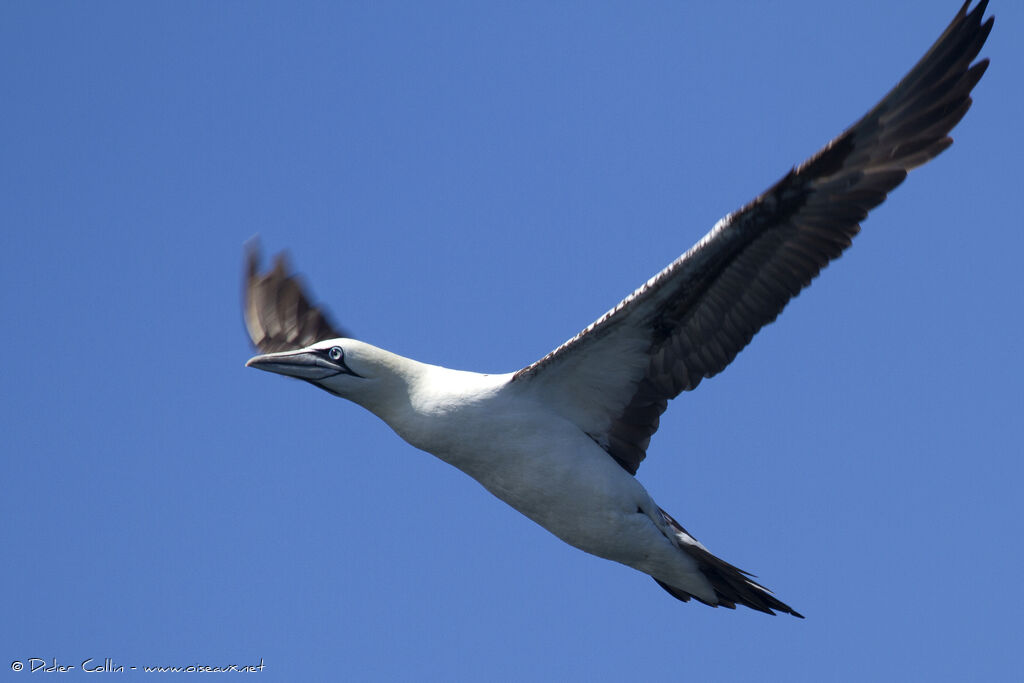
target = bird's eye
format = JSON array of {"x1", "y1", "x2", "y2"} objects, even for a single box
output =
[{"x1": 328, "y1": 346, "x2": 344, "y2": 361}]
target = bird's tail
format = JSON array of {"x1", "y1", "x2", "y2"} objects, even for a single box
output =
[{"x1": 656, "y1": 507, "x2": 804, "y2": 618}]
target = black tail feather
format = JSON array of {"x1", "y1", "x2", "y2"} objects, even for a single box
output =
[{"x1": 657, "y1": 507, "x2": 804, "y2": 618}]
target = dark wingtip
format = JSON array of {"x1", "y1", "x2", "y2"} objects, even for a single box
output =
[
  {"x1": 242, "y1": 236, "x2": 263, "y2": 349},
  {"x1": 244, "y1": 235, "x2": 260, "y2": 268},
  {"x1": 242, "y1": 241, "x2": 350, "y2": 354},
  {"x1": 272, "y1": 250, "x2": 291, "y2": 277}
]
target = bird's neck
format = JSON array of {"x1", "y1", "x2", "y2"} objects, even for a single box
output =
[{"x1": 352, "y1": 350, "x2": 510, "y2": 455}]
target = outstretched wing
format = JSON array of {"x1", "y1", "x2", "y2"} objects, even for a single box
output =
[
  {"x1": 511, "y1": 2, "x2": 992, "y2": 475},
  {"x1": 243, "y1": 241, "x2": 349, "y2": 353}
]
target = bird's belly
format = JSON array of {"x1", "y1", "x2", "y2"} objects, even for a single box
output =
[
  {"x1": 418, "y1": 415, "x2": 711, "y2": 597},
  {"x1": 438, "y1": 425, "x2": 657, "y2": 560}
]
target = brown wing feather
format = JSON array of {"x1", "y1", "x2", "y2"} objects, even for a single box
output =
[
  {"x1": 243, "y1": 241, "x2": 349, "y2": 353},
  {"x1": 515, "y1": 1, "x2": 992, "y2": 475}
]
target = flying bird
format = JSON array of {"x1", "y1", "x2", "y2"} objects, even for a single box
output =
[{"x1": 243, "y1": 2, "x2": 992, "y2": 617}]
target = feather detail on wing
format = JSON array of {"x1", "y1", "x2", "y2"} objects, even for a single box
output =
[
  {"x1": 243, "y1": 240, "x2": 349, "y2": 353},
  {"x1": 512, "y1": 1, "x2": 992, "y2": 475}
]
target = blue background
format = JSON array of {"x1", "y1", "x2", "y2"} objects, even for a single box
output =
[{"x1": 3, "y1": 2, "x2": 1021, "y2": 680}]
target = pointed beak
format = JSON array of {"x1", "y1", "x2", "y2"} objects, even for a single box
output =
[{"x1": 245, "y1": 349, "x2": 345, "y2": 381}]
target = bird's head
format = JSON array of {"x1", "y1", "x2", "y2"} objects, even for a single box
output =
[{"x1": 246, "y1": 338, "x2": 378, "y2": 399}]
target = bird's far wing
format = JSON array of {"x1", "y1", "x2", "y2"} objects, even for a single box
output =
[
  {"x1": 243, "y1": 241, "x2": 349, "y2": 353},
  {"x1": 511, "y1": 1, "x2": 992, "y2": 475}
]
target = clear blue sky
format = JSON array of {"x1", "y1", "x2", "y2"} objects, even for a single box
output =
[{"x1": 3, "y1": 2, "x2": 1021, "y2": 680}]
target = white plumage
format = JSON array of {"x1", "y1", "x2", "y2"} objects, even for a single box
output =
[{"x1": 244, "y1": 2, "x2": 992, "y2": 616}]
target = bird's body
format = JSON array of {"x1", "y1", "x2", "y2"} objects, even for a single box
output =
[
  {"x1": 243, "y1": 2, "x2": 993, "y2": 617},
  {"x1": 259, "y1": 339, "x2": 723, "y2": 603}
]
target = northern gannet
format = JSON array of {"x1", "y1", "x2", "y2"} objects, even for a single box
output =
[{"x1": 243, "y1": 2, "x2": 992, "y2": 617}]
